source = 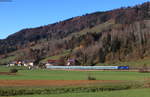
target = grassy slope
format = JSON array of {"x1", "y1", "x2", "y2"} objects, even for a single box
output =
[
  {"x1": 0, "y1": 55, "x2": 16, "y2": 65},
  {"x1": 40, "y1": 50, "x2": 71, "y2": 63},
  {"x1": 1, "y1": 19, "x2": 149, "y2": 67},
  {"x1": 0, "y1": 67, "x2": 150, "y2": 81},
  {"x1": 117, "y1": 57, "x2": 150, "y2": 67},
  {"x1": 14, "y1": 88, "x2": 150, "y2": 97},
  {"x1": 39, "y1": 20, "x2": 115, "y2": 63},
  {"x1": 68, "y1": 19, "x2": 115, "y2": 37},
  {"x1": 97, "y1": 57, "x2": 150, "y2": 67},
  {"x1": 41, "y1": 19, "x2": 150, "y2": 67}
]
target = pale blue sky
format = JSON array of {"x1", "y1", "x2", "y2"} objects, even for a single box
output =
[{"x1": 0, "y1": 0, "x2": 149, "y2": 39}]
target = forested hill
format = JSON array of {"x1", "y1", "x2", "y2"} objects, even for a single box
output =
[{"x1": 0, "y1": 2, "x2": 150, "y2": 65}]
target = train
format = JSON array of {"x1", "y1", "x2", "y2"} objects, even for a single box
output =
[{"x1": 46, "y1": 66, "x2": 129, "y2": 70}]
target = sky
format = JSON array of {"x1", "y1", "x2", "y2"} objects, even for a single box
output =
[{"x1": 0, "y1": 0, "x2": 149, "y2": 39}]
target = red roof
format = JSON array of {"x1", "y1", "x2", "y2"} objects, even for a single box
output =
[{"x1": 48, "y1": 60, "x2": 58, "y2": 62}]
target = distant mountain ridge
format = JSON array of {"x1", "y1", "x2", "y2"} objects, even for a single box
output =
[{"x1": 0, "y1": 2, "x2": 150, "y2": 65}]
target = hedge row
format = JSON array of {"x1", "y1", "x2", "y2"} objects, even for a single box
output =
[{"x1": 0, "y1": 82, "x2": 142, "y2": 96}]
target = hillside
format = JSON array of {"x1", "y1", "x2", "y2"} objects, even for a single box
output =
[{"x1": 0, "y1": 2, "x2": 150, "y2": 66}]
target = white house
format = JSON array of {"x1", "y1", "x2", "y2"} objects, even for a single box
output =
[{"x1": 9, "y1": 63, "x2": 15, "y2": 66}]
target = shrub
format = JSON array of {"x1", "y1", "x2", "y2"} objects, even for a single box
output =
[
  {"x1": 139, "y1": 64, "x2": 149, "y2": 73},
  {"x1": 87, "y1": 75, "x2": 96, "y2": 80},
  {"x1": 9, "y1": 69, "x2": 18, "y2": 73}
]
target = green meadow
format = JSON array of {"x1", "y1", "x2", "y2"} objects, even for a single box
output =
[
  {"x1": 0, "y1": 66, "x2": 150, "y2": 81},
  {"x1": 0, "y1": 66, "x2": 150, "y2": 97}
]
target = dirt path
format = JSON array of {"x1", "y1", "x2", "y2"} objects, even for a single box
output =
[{"x1": 0, "y1": 80, "x2": 121, "y2": 86}]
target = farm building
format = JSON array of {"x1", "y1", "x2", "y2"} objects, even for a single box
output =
[
  {"x1": 47, "y1": 60, "x2": 58, "y2": 66},
  {"x1": 22, "y1": 60, "x2": 34, "y2": 67},
  {"x1": 7, "y1": 61, "x2": 19, "y2": 67},
  {"x1": 7, "y1": 60, "x2": 34, "y2": 68},
  {"x1": 7, "y1": 62, "x2": 16, "y2": 67},
  {"x1": 67, "y1": 58, "x2": 75, "y2": 66},
  {"x1": 45, "y1": 58, "x2": 69, "y2": 67}
]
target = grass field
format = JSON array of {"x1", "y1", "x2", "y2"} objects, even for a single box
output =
[
  {"x1": 0, "y1": 66, "x2": 150, "y2": 81},
  {"x1": 0, "y1": 66, "x2": 150, "y2": 97},
  {"x1": 12, "y1": 88, "x2": 150, "y2": 97}
]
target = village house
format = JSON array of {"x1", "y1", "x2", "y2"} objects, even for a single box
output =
[
  {"x1": 45, "y1": 58, "x2": 76, "y2": 67},
  {"x1": 22, "y1": 60, "x2": 34, "y2": 69},
  {"x1": 7, "y1": 61, "x2": 18, "y2": 67},
  {"x1": 67, "y1": 58, "x2": 75, "y2": 66},
  {"x1": 45, "y1": 59, "x2": 58, "y2": 67},
  {"x1": 8, "y1": 60, "x2": 34, "y2": 68},
  {"x1": 7, "y1": 62, "x2": 16, "y2": 67}
]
